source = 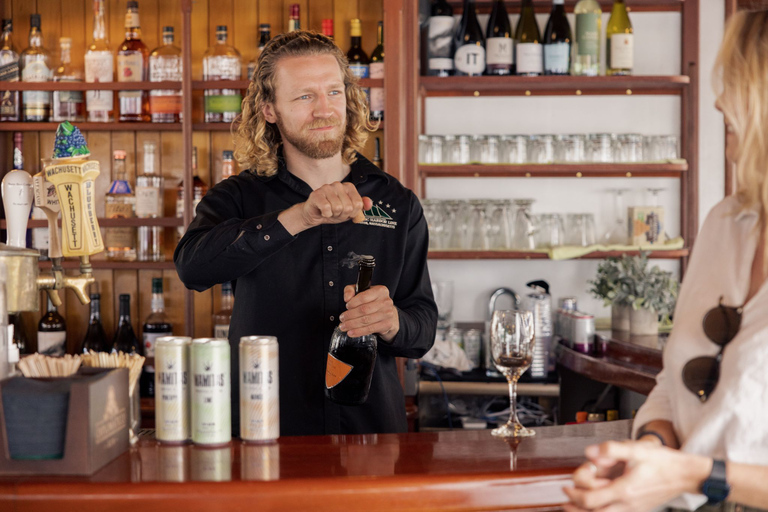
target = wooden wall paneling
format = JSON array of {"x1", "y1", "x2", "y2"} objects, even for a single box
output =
[
  {"x1": 12, "y1": 0, "x2": 34, "y2": 54},
  {"x1": 113, "y1": 269, "x2": 139, "y2": 332},
  {"x1": 359, "y1": 0, "x2": 382, "y2": 56},
  {"x1": 258, "y1": 0, "x2": 283, "y2": 40},
  {"x1": 158, "y1": 0, "x2": 182, "y2": 45},
  {"x1": 84, "y1": 0, "x2": 97, "y2": 48},
  {"x1": 210, "y1": 131, "x2": 233, "y2": 184},
  {"x1": 163, "y1": 269, "x2": 185, "y2": 335},
  {"x1": 233, "y1": 0, "x2": 258, "y2": 69},
  {"x1": 159, "y1": 131, "x2": 181, "y2": 261},
  {"x1": 20, "y1": 132, "x2": 39, "y2": 173},
  {"x1": 334, "y1": 0, "x2": 358, "y2": 51},
  {"x1": 60, "y1": 0, "x2": 87, "y2": 71},
  {"x1": 189, "y1": 0, "x2": 208, "y2": 121},
  {"x1": 84, "y1": 130, "x2": 112, "y2": 219},
  {"x1": 109, "y1": 0, "x2": 124, "y2": 54},
  {"x1": 65, "y1": 289, "x2": 88, "y2": 354},
  {"x1": 308, "y1": 0, "x2": 333, "y2": 37},
  {"x1": 37, "y1": 0, "x2": 62, "y2": 54},
  {"x1": 139, "y1": 0, "x2": 160, "y2": 53}
]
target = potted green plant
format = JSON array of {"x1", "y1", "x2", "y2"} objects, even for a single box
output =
[{"x1": 588, "y1": 257, "x2": 631, "y2": 331}]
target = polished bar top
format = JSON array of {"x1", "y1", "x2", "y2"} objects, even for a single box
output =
[{"x1": 0, "y1": 420, "x2": 631, "y2": 512}]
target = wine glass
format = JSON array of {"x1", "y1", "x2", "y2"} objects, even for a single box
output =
[{"x1": 490, "y1": 310, "x2": 536, "y2": 438}]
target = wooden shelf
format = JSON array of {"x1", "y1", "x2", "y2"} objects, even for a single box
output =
[
  {"x1": 419, "y1": 75, "x2": 690, "y2": 97},
  {"x1": 193, "y1": 120, "x2": 384, "y2": 131},
  {"x1": 447, "y1": 0, "x2": 683, "y2": 13},
  {"x1": 420, "y1": 162, "x2": 688, "y2": 178},
  {"x1": 191, "y1": 78, "x2": 383, "y2": 90},
  {"x1": 0, "y1": 217, "x2": 183, "y2": 229},
  {"x1": 38, "y1": 260, "x2": 176, "y2": 271},
  {"x1": 0, "y1": 122, "x2": 182, "y2": 132},
  {"x1": 0, "y1": 81, "x2": 182, "y2": 91},
  {"x1": 428, "y1": 249, "x2": 690, "y2": 260}
]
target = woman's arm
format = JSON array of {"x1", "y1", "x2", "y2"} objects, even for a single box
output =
[{"x1": 634, "y1": 419, "x2": 680, "y2": 449}]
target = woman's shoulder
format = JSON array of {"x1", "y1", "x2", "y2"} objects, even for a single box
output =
[{"x1": 699, "y1": 195, "x2": 753, "y2": 236}]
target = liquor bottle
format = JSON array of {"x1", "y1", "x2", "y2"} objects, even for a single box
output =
[
  {"x1": 141, "y1": 277, "x2": 172, "y2": 398},
  {"x1": 347, "y1": 19, "x2": 370, "y2": 80},
  {"x1": 19, "y1": 14, "x2": 51, "y2": 122},
  {"x1": 427, "y1": 0, "x2": 454, "y2": 77},
  {"x1": 372, "y1": 137, "x2": 383, "y2": 169},
  {"x1": 0, "y1": 19, "x2": 20, "y2": 122},
  {"x1": 85, "y1": 0, "x2": 114, "y2": 122},
  {"x1": 176, "y1": 146, "x2": 208, "y2": 239},
  {"x1": 105, "y1": 150, "x2": 137, "y2": 261},
  {"x1": 543, "y1": 0, "x2": 572, "y2": 76},
  {"x1": 136, "y1": 140, "x2": 164, "y2": 262},
  {"x1": 247, "y1": 24, "x2": 270, "y2": 81},
  {"x1": 220, "y1": 150, "x2": 235, "y2": 181},
  {"x1": 322, "y1": 19, "x2": 334, "y2": 41},
  {"x1": 453, "y1": 0, "x2": 485, "y2": 77},
  {"x1": 515, "y1": 0, "x2": 543, "y2": 76},
  {"x1": 369, "y1": 21, "x2": 384, "y2": 122},
  {"x1": 203, "y1": 25, "x2": 242, "y2": 123},
  {"x1": 573, "y1": 0, "x2": 601, "y2": 76},
  {"x1": 38, "y1": 295, "x2": 66, "y2": 357},
  {"x1": 606, "y1": 0, "x2": 633, "y2": 76},
  {"x1": 288, "y1": 4, "x2": 300, "y2": 32},
  {"x1": 325, "y1": 256, "x2": 377, "y2": 405},
  {"x1": 148, "y1": 26, "x2": 182, "y2": 123},
  {"x1": 117, "y1": 0, "x2": 149, "y2": 122},
  {"x1": 485, "y1": 0, "x2": 513, "y2": 76},
  {"x1": 213, "y1": 281, "x2": 233, "y2": 339},
  {"x1": 81, "y1": 292, "x2": 109, "y2": 353},
  {"x1": 52, "y1": 37, "x2": 85, "y2": 122},
  {"x1": 112, "y1": 294, "x2": 142, "y2": 355}
]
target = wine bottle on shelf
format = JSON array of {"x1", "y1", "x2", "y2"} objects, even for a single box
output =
[
  {"x1": 369, "y1": 21, "x2": 384, "y2": 122},
  {"x1": 372, "y1": 137, "x2": 383, "y2": 169},
  {"x1": 453, "y1": 0, "x2": 485, "y2": 77},
  {"x1": 9, "y1": 313, "x2": 28, "y2": 355},
  {"x1": 220, "y1": 150, "x2": 235, "y2": 181},
  {"x1": 606, "y1": 0, "x2": 633, "y2": 76},
  {"x1": 213, "y1": 281, "x2": 233, "y2": 339},
  {"x1": 106, "y1": 150, "x2": 137, "y2": 261},
  {"x1": 247, "y1": 24, "x2": 271, "y2": 81},
  {"x1": 288, "y1": 4, "x2": 300, "y2": 32},
  {"x1": 347, "y1": 19, "x2": 370, "y2": 79},
  {"x1": 20, "y1": 14, "x2": 52, "y2": 122},
  {"x1": 52, "y1": 37, "x2": 85, "y2": 122},
  {"x1": 322, "y1": 19, "x2": 334, "y2": 41},
  {"x1": 0, "y1": 18, "x2": 21, "y2": 122},
  {"x1": 81, "y1": 293, "x2": 108, "y2": 353},
  {"x1": 176, "y1": 146, "x2": 209, "y2": 240},
  {"x1": 543, "y1": 0, "x2": 572, "y2": 76},
  {"x1": 141, "y1": 278, "x2": 172, "y2": 398},
  {"x1": 85, "y1": 0, "x2": 114, "y2": 122},
  {"x1": 515, "y1": 0, "x2": 543, "y2": 76},
  {"x1": 38, "y1": 295, "x2": 66, "y2": 357},
  {"x1": 572, "y1": 0, "x2": 601, "y2": 76},
  {"x1": 203, "y1": 25, "x2": 242, "y2": 123},
  {"x1": 325, "y1": 256, "x2": 378, "y2": 406},
  {"x1": 112, "y1": 294, "x2": 142, "y2": 355},
  {"x1": 117, "y1": 0, "x2": 149, "y2": 122},
  {"x1": 148, "y1": 26, "x2": 183, "y2": 123},
  {"x1": 136, "y1": 140, "x2": 164, "y2": 262},
  {"x1": 485, "y1": 0, "x2": 513, "y2": 76},
  {"x1": 427, "y1": 0, "x2": 454, "y2": 77}
]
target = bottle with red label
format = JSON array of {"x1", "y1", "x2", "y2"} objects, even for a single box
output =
[{"x1": 325, "y1": 255, "x2": 377, "y2": 405}]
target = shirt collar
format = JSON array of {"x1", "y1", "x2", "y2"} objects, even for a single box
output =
[{"x1": 734, "y1": 201, "x2": 760, "y2": 222}]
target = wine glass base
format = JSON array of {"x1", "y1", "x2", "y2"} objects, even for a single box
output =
[{"x1": 491, "y1": 422, "x2": 535, "y2": 438}]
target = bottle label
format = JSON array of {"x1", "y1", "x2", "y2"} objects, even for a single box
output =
[
  {"x1": 22, "y1": 61, "x2": 50, "y2": 82},
  {"x1": 149, "y1": 93, "x2": 182, "y2": 115},
  {"x1": 610, "y1": 33, "x2": 633, "y2": 70},
  {"x1": 516, "y1": 43, "x2": 543, "y2": 74},
  {"x1": 428, "y1": 15, "x2": 455, "y2": 66},
  {"x1": 204, "y1": 56, "x2": 241, "y2": 80},
  {"x1": 204, "y1": 94, "x2": 242, "y2": 114},
  {"x1": 125, "y1": 12, "x2": 140, "y2": 29},
  {"x1": 143, "y1": 331, "x2": 170, "y2": 358},
  {"x1": 369, "y1": 62, "x2": 384, "y2": 113},
  {"x1": 149, "y1": 55, "x2": 182, "y2": 81},
  {"x1": 349, "y1": 64, "x2": 369, "y2": 79},
  {"x1": 56, "y1": 90, "x2": 85, "y2": 104},
  {"x1": 85, "y1": 51, "x2": 114, "y2": 81},
  {"x1": 214, "y1": 324, "x2": 229, "y2": 339},
  {"x1": 544, "y1": 42, "x2": 570, "y2": 74},
  {"x1": 576, "y1": 13, "x2": 600, "y2": 57},
  {"x1": 106, "y1": 202, "x2": 133, "y2": 219},
  {"x1": 135, "y1": 186, "x2": 161, "y2": 217},
  {"x1": 454, "y1": 44, "x2": 485, "y2": 75},
  {"x1": 0, "y1": 60, "x2": 19, "y2": 81},
  {"x1": 429, "y1": 57, "x2": 453, "y2": 71},
  {"x1": 38, "y1": 331, "x2": 66, "y2": 357},
  {"x1": 108, "y1": 179, "x2": 132, "y2": 195},
  {"x1": 369, "y1": 62, "x2": 384, "y2": 79},
  {"x1": 486, "y1": 37, "x2": 514, "y2": 66},
  {"x1": 325, "y1": 353, "x2": 353, "y2": 389},
  {"x1": 118, "y1": 52, "x2": 144, "y2": 82}
]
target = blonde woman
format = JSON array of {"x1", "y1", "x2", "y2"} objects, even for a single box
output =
[
  {"x1": 566, "y1": 10, "x2": 768, "y2": 511},
  {"x1": 175, "y1": 31, "x2": 437, "y2": 437}
]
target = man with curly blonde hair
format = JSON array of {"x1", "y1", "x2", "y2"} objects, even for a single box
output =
[{"x1": 175, "y1": 31, "x2": 437, "y2": 437}]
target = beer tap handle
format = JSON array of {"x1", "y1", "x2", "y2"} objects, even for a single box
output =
[
  {"x1": 32, "y1": 173, "x2": 63, "y2": 260},
  {"x1": 1, "y1": 171, "x2": 34, "y2": 248},
  {"x1": 46, "y1": 288, "x2": 62, "y2": 308}
]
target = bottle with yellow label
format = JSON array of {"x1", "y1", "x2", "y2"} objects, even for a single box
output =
[{"x1": 106, "y1": 150, "x2": 137, "y2": 261}]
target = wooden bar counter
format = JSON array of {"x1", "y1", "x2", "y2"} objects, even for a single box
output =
[{"x1": 0, "y1": 420, "x2": 632, "y2": 512}]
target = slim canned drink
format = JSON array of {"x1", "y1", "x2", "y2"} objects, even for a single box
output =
[
  {"x1": 191, "y1": 338, "x2": 231, "y2": 445},
  {"x1": 155, "y1": 336, "x2": 192, "y2": 443},
  {"x1": 239, "y1": 336, "x2": 280, "y2": 442}
]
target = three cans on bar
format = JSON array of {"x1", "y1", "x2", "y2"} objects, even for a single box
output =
[{"x1": 154, "y1": 335, "x2": 279, "y2": 445}]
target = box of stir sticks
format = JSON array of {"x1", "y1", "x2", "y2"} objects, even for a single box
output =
[{"x1": 0, "y1": 367, "x2": 130, "y2": 475}]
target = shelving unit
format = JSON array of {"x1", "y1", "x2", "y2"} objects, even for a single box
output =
[{"x1": 428, "y1": 248, "x2": 690, "y2": 260}]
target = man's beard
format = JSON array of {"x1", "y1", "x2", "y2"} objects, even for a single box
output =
[{"x1": 275, "y1": 113, "x2": 345, "y2": 160}]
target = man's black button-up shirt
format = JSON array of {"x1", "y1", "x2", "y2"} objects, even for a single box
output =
[{"x1": 174, "y1": 152, "x2": 437, "y2": 436}]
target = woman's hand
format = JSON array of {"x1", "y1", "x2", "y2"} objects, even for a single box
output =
[{"x1": 563, "y1": 440, "x2": 712, "y2": 512}]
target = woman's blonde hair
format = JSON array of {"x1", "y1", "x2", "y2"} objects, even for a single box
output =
[
  {"x1": 233, "y1": 31, "x2": 377, "y2": 177},
  {"x1": 713, "y1": 10, "x2": 768, "y2": 249}
]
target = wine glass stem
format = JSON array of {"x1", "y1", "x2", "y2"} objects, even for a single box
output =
[{"x1": 507, "y1": 374, "x2": 521, "y2": 427}]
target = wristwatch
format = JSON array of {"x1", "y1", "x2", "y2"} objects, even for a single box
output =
[{"x1": 701, "y1": 459, "x2": 730, "y2": 505}]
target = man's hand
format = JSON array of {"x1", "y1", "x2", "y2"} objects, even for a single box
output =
[
  {"x1": 279, "y1": 182, "x2": 372, "y2": 235},
  {"x1": 339, "y1": 284, "x2": 399, "y2": 343}
]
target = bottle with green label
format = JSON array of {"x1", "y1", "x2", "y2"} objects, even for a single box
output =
[
  {"x1": 572, "y1": 0, "x2": 601, "y2": 76},
  {"x1": 203, "y1": 25, "x2": 242, "y2": 123},
  {"x1": 606, "y1": 0, "x2": 633, "y2": 76}
]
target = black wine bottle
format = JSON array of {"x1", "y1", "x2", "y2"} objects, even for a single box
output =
[
  {"x1": 427, "y1": 0, "x2": 454, "y2": 77},
  {"x1": 37, "y1": 295, "x2": 66, "y2": 357},
  {"x1": 543, "y1": 0, "x2": 572, "y2": 75},
  {"x1": 112, "y1": 294, "x2": 142, "y2": 355},
  {"x1": 325, "y1": 256, "x2": 377, "y2": 406},
  {"x1": 81, "y1": 293, "x2": 108, "y2": 353},
  {"x1": 369, "y1": 21, "x2": 384, "y2": 121},
  {"x1": 485, "y1": 0, "x2": 513, "y2": 75},
  {"x1": 141, "y1": 278, "x2": 172, "y2": 397},
  {"x1": 453, "y1": 0, "x2": 485, "y2": 77},
  {"x1": 515, "y1": 0, "x2": 543, "y2": 76}
]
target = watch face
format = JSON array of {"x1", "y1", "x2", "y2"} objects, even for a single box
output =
[{"x1": 703, "y1": 480, "x2": 731, "y2": 504}]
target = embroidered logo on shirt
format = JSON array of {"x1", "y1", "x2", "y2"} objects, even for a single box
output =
[{"x1": 359, "y1": 200, "x2": 398, "y2": 229}]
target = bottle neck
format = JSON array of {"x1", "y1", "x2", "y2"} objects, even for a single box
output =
[
  {"x1": 126, "y1": 27, "x2": 142, "y2": 40},
  {"x1": 29, "y1": 27, "x2": 43, "y2": 48},
  {"x1": 259, "y1": 31, "x2": 270, "y2": 45},
  {"x1": 125, "y1": 9, "x2": 141, "y2": 40},
  {"x1": 118, "y1": 303, "x2": 131, "y2": 324},
  {"x1": 1, "y1": 28, "x2": 12, "y2": 49},
  {"x1": 216, "y1": 33, "x2": 228, "y2": 44},
  {"x1": 113, "y1": 159, "x2": 127, "y2": 181},
  {"x1": 60, "y1": 45, "x2": 71, "y2": 65},
  {"x1": 376, "y1": 25, "x2": 383, "y2": 46},
  {"x1": 350, "y1": 35, "x2": 362, "y2": 48},
  {"x1": 93, "y1": 0, "x2": 107, "y2": 42},
  {"x1": 47, "y1": 297, "x2": 57, "y2": 314},
  {"x1": 151, "y1": 293, "x2": 165, "y2": 313},
  {"x1": 90, "y1": 298, "x2": 101, "y2": 322},
  {"x1": 162, "y1": 34, "x2": 173, "y2": 45},
  {"x1": 221, "y1": 289, "x2": 233, "y2": 310},
  {"x1": 12, "y1": 143, "x2": 23, "y2": 171},
  {"x1": 355, "y1": 264, "x2": 374, "y2": 295}
]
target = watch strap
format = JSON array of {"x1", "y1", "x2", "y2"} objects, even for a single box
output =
[{"x1": 702, "y1": 459, "x2": 730, "y2": 505}]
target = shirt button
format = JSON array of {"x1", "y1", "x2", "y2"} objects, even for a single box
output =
[
  {"x1": 327, "y1": 246, "x2": 333, "y2": 252},
  {"x1": 328, "y1": 281, "x2": 334, "y2": 287},
  {"x1": 256, "y1": 224, "x2": 262, "y2": 230},
  {"x1": 264, "y1": 235, "x2": 270, "y2": 241},
  {"x1": 330, "y1": 316, "x2": 335, "y2": 322}
]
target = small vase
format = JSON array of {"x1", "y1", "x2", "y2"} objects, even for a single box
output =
[
  {"x1": 611, "y1": 304, "x2": 631, "y2": 332},
  {"x1": 630, "y1": 307, "x2": 659, "y2": 336}
]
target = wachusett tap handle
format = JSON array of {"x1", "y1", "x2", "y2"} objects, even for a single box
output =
[{"x1": 1, "y1": 171, "x2": 34, "y2": 248}]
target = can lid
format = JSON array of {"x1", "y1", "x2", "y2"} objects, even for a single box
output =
[
  {"x1": 192, "y1": 337, "x2": 229, "y2": 346},
  {"x1": 156, "y1": 336, "x2": 192, "y2": 346},
  {"x1": 239, "y1": 335, "x2": 278, "y2": 346}
]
